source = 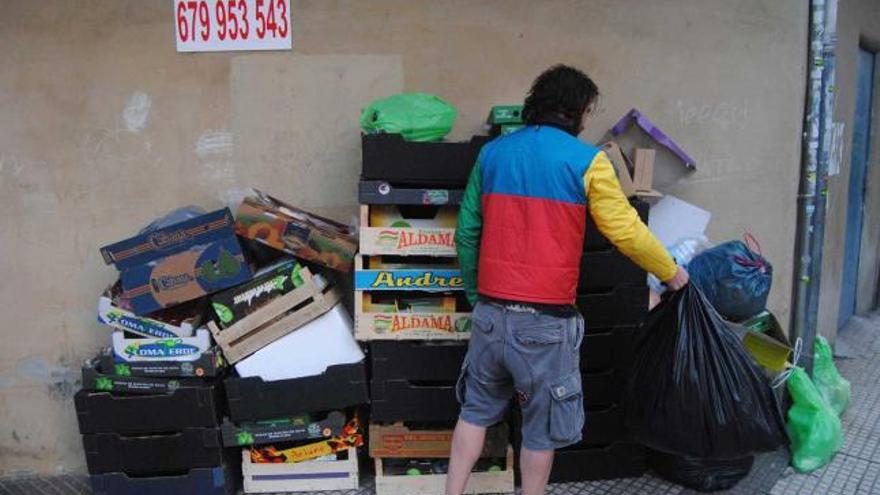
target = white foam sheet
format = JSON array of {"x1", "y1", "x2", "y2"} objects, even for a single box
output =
[
  {"x1": 234, "y1": 303, "x2": 364, "y2": 382},
  {"x1": 648, "y1": 195, "x2": 712, "y2": 247}
]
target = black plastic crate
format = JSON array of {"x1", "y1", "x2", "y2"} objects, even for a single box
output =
[
  {"x1": 358, "y1": 180, "x2": 464, "y2": 206},
  {"x1": 82, "y1": 428, "x2": 226, "y2": 475},
  {"x1": 370, "y1": 379, "x2": 459, "y2": 423},
  {"x1": 576, "y1": 287, "x2": 649, "y2": 328},
  {"x1": 89, "y1": 465, "x2": 238, "y2": 495},
  {"x1": 82, "y1": 360, "x2": 205, "y2": 395},
  {"x1": 584, "y1": 199, "x2": 650, "y2": 251},
  {"x1": 578, "y1": 250, "x2": 646, "y2": 292},
  {"x1": 98, "y1": 347, "x2": 226, "y2": 378},
  {"x1": 224, "y1": 362, "x2": 369, "y2": 422},
  {"x1": 580, "y1": 326, "x2": 637, "y2": 372},
  {"x1": 581, "y1": 404, "x2": 628, "y2": 446},
  {"x1": 582, "y1": 370, "x2": 626, "y2": 408},
  {"x1": 361, "y1": 133, "x2": 490, "y2": 186},
  {"x1": 550, "y1": 443, "x2": 647, "y2": 482},
  {"x1": 74, "y1": 384, "x2": 224, "y2": 435},
  {"x1": 370, "y1": 340, "x2": 466, "y2": 382}
]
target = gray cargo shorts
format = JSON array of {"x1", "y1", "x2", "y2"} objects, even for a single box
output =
[{"x1": 456, "y1": 301, "x2": 585, "y2": 451}]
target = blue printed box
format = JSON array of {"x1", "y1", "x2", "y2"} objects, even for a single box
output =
[
  {"x1": 354, "y1": 256, "x2": 462, "y2": 292},
  {"x1": 119, "y1": 235, "x2": 252, "y2": 315},
  {"x1": 100, "y1": 209, "x2": 235, "y2": 271},
  {"x1": 90, "y1": 465, "x2": 237, "y2": 495}
]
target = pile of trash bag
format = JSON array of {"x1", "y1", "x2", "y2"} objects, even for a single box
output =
[
  {"x1": 688, "y1": 237, "x2": 772, "y2": 321},
  {"x1": 627, "y1": 284, "x2": 788, "y2": 491}
]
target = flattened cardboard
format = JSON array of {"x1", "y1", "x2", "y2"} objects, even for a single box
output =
[
  {"x1": 119, "y1": 235, "x2": 253, "y2": 315},
  {"x1": 632, "y1": 148, "x2": 662, "y2": 197},
  {"x1": 99, "y1": 346, "x2": 226, "y2": 378},
  {"x1": 232, "y1": 303, "x2": 363, "y2": 382},
  {"x1": 221, "y1": 411, "x2": 346, "y2": 447},
  {"x1": 225, "y1": 361, "x2": 369, "y2": 422},
  {"x1": 358, "y1": 181, "x2": 464, "y2": 206},
  {"x1": 82, "y1": 428, "x2": 225, "y2": 475},
  {"x1": 100, "y1": 209, "x2": 235, "y2": 270},
  {"x1": 82, "y1": 358, "x2": 204, "y2": 395},
  {"x1": 549, "y1": 443, "x2": 646, "y2": 483},
  {"x1": 90, "y1": 465, "x2": 237, "y2": 495},
  {"x1": 234, "y1": 191, "x2": 357, "y2": 272},
  {"x1": 361, "y1": 133, "x2": 490, "y2": 187},
  {"x1": 355, "y1": 255, "x2": 463, "y2": 292},
  {"x1": 98, "y1": 284, "x2": 200, "y2": 338},
  {"x1": 111, "y1": 328, "x2": 212, "y2": 363},
  {"x1": 242, "y1": 447, "x2": 359, "y2": 493},
  {"x1": 360, "y1": 204, "x2": 458, "y2": 257},
  {"x1": 355, "y1": 291, "x2": 472, "y2": 341},
  {"x1": 369, "y1": 422, "x2": 508, "y2": 458},
  {"x1": 601, "y1": 142, "x2": 637, "y2": 197},
  {"x1": 74, "y1": 383, "x2": 223, "y2": 434},
  {"x1": 210, "y1": 259, "x2": 309, "y2": 329},
  {"x1": 208, "y1": 268, "x2": 343, "y2": 365}
]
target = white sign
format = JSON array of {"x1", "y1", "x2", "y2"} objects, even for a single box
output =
[{"x1": 174, "y1": 0, "x2": 291, "y2": 52}]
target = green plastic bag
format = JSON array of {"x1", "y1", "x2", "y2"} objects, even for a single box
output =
[
  {"x1": 360, "y1": 93, "x2": 457, "y2": 142},
  {"x1": 813, "y1": 336, "x2": 851, "y2": 416},
  {"x1": 786, "y1": 367, "x2": 843, "y2": 472}
]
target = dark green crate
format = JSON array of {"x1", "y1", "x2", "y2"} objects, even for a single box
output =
[{"x1": 487, "y1": 105, "x2": 523, "y2": 125}]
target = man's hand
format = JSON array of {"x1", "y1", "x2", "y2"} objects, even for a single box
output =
[{"x1": 665, "y1": 266, "x2": 690, "y2": 291}]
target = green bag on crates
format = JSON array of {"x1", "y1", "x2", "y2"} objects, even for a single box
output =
[
  {"x1": 360, "y1": 93, "x2": 457, "y2": 142},
  {"x1": 786, "y1": 367, "x2": 843, "y2": 473},
  {"x1": 813, "y1": 336, "x2": 851, "y2": 416}
]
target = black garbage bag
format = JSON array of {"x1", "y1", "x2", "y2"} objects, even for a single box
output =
[
  {"x1": 627, "y1": 285, "x2": 788, "y2": 459},
  {"x1": 648, "y1": 449, "x2": 754, "y2": 492}
]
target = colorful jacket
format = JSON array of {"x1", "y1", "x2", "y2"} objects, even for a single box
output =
[{"x1": 455, "y1": 125, "x2": 677, "y2": 305}]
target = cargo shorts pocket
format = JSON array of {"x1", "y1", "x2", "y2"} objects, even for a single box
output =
[{"x1": 548, "y1": 371, "x2": 584, "y2": 443}]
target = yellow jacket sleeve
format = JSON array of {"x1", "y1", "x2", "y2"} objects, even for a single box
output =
[{"x1": 584, "y1": 151, "x2": 678, "y2": 282}]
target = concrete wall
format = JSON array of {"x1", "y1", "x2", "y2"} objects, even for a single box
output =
[
  {"x1": 817, "y1": 0, "x2": 880, "y2": 339},
  {"x1": 0, "y1": 0, "x2": 807, "y2": 475}
]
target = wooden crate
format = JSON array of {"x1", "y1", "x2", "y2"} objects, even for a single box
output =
[
  {"x1": 207, "y1": 267, "x2": 341, "y2": 363},
  {"x1": 359, "y1": 204, "x2": 458, "y2": 257},
  {"x1": 354, "y1": 255, "x2": 463, "y2": 292},
  {"x1": 242, "y1": 447, "x2": 359, "y2": 493},
  {"x1": 369, "y1": 422, "x2": 509, "y2": 459},
  {"x1": 374, "y1": 447, "x2": 514, "y2": 495},
  {"x1": 355, "y1": 291, "x2": 471, "y2": 340}
]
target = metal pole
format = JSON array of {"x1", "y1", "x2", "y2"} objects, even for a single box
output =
[{"x1": 791, "y1": 0, "x2": 837, "y2": 372}]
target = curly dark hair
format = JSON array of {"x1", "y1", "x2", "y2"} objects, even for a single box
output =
[{"x1": 522, "y1": 65, "x2": 599, "y2": 133}]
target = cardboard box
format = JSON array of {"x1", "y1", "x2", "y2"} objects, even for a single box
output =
[
  {"x1": 98, "y1": 346, "x2": 226, "y2": 378},
  {"x1": 360, "y1": 204, "x2": 458, "y2": 257},
  {"x1": 549, "y1": 443, "x2": 646, "y2": 483},
  {"x1": 98, "y1": 283, "x2": 200, "y2": 338},
  {"x1": 355, "y1": 255, "x2": 463, "y2": 292},
  {"x1": 111, "y1": 328, "x2": 212, "y2": 363},
  {"x1": 82, "y1": 357, "x2": 205, "y2": 395},
  {"x1": 234, "y1": 191, "x2": 357, "y2": 272},
  {"x1": 100, "y1": 209, "x2": 235, "y2": 270},
  {"x1": 119, "y1": 235, "x2": 253, "y2": 315},
  {"x1": 221, "y1": 411, "x2": 347, "y2": 447},
  {"x1": 232, "y1": 303, "x2": 364, "y2": 381},
  {"x1": 242, "y1": 447, "x2": 359, "y2": 493},
  {"x1": 248, "y1": 417, "x2": 363, "y2": 464},
  {"x1": 601, "y1": 142, "x2": 662, "y2": 199},
  {"x1": 75, "y1": 383, "x2": 224, "y2": 434},
  {"x1": 358, "y1": 180, "x2": 464, "y2": 206},
  {"x1": 90, "y1": 466, "x2": 238, "y2": 495},
  {"x1": 82, "y1": 428, "x2": 225, "y2": 475},
  {"x1": 209, "y1": 269, "x2": 343, "y2": 365},
  {"x1": 355, "y1": 291, "x2": 472, "y2": 340},
  {"x1": 374, "y1": 447, "x2": 514, "y2": 495},
  {"x1": 369, "y1": 422, "x2": 508, "y2": 459},
  {"x1": 578, "y1": 249, "x2": 646, "y2": 292},
  {"x1": 210, "y1": 259, "x2": 309, "y2": 329},
  {"x1": 361, "y1": 133, "x2": 490, "y2": 187},
  {"x1": 575, "y1": 287, "x2": 649, "y2": 329},
  {"x1": 224, "y1": 362, "x2": 369, "y2": 422}
]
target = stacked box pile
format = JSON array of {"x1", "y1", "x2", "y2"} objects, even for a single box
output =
[
  {"x1": 358, "y1": 129, "x2": 514, "y2": 495},
  {"x1": 80, "y1": 208, "x2": 246, "y2": 495},
  {"x1": 77, "y1": 197, "x2": 368, "y2": 494}
]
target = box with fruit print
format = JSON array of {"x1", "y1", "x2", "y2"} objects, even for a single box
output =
[{"x1": 355, "y1": 291, "x2": 471, "y2": 341}]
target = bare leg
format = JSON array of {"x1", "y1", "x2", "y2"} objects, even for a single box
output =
[
  {"x1": 519, "y1": 447, "x2": 555, "y2": 495},
  {"x1": 445, "y1": 419, "x2": 487, "y2": 495}
]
